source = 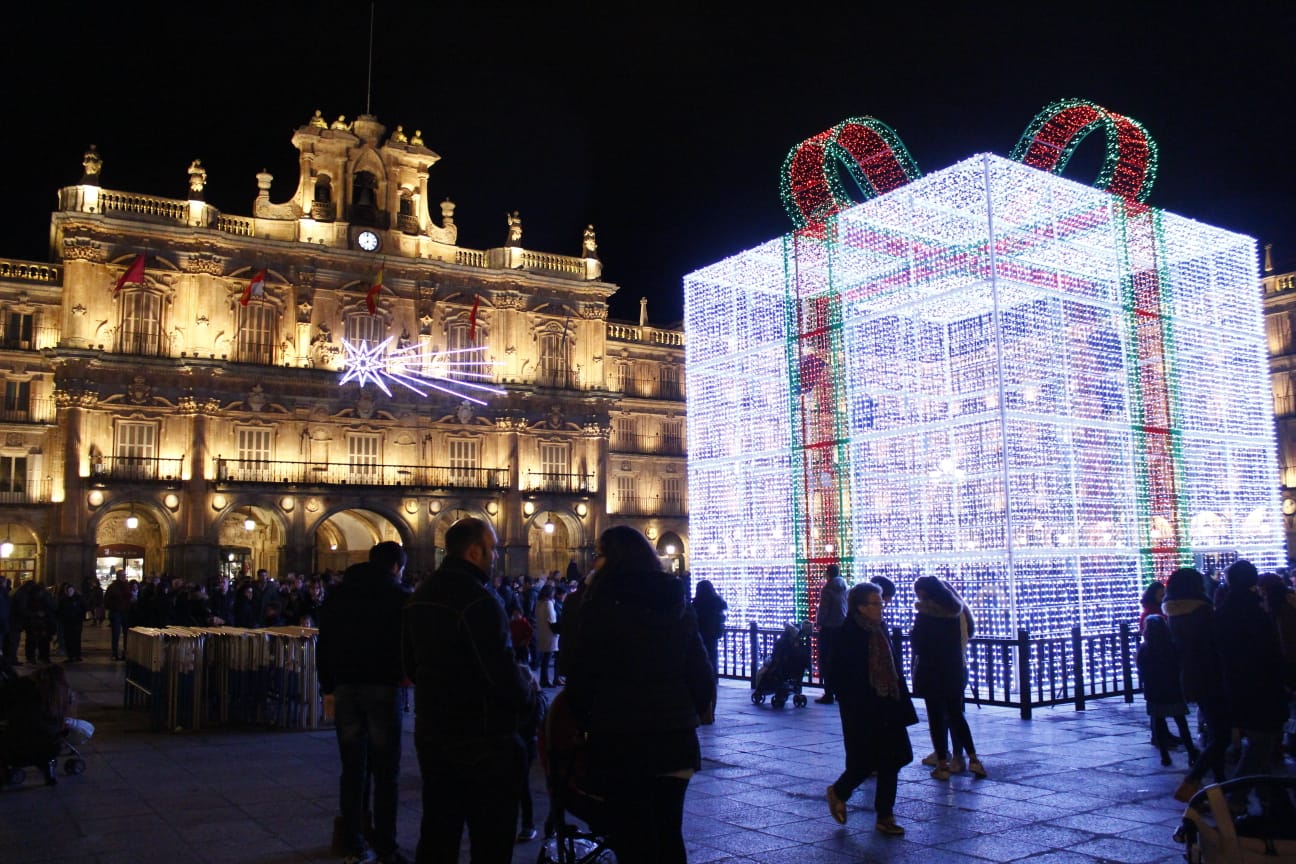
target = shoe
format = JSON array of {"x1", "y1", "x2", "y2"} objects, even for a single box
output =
[
  {"x1": 1173, "y1": 778, "x2": 1201, "y2": 803},
  {"x1": 968, "y1": 756, "x2": 987, "y2": 779},
  {"x1": 815, "y1": 695, "x2": 834, "y2": 705},
  {"x1": 516, "y1": 827, "x2": 538, "y2": 843},
  {"x1": 875, "y1": 817, "x2": 905, "y2": 836},
  {"x1": 1160, "y1": 753, "x2": 1172, "y2": 766},
  {"x1": 826, "y1": 785, "x2": 847, "y2": 824},
  {"x1": 343, "y1": 844, "x2": 378, "y2": 864},
  {"x1": 949, "y1": 754, "x2": 966, "y2": 774},
  {"x1": 921, "y1": 751, "x2": 939, "y2": 766},
  {"x1": 930, "y1": 761, "x2": 951, "y2": 780}
]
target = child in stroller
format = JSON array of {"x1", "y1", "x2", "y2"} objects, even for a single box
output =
[
  {"x1": 751, "y1": 622, "x2": 811, "y2": 708},
  {"x1": 537, "y1": 688, "x2": 611, "y2": 864},
  {"x1": 0, "y1": 664, "x2": 91, "y2": 787}
]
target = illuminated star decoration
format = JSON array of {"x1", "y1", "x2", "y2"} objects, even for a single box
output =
[{"x1": 339, "y1": 337, "x2": 505, "y2": 405}]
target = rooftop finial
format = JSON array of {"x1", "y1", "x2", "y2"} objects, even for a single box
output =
[{"x1": 1265, "y1": 243, "x2": 1274, "y2": 274}]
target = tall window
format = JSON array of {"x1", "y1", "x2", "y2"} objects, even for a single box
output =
[
  {"x1": 0, "y1": 455, "x2": 26, "y2": 494},
  {"x1": 448, "y1": 438, "x2": 480, "y2": 486},
  {"x1": 4, "y1": 312, "x2": 33, "y2": 349},
  {"x1": 345, "y1": 313, "x2": 386, "y2": 351},
  {"x1": 612, "y1": 417, "x2": 638, "y2": 451},
  {"x1": 236, "y1": 303, "x2": 277, "y2": 365},
  {"x1": 115, "y1": 421, "x2": 157, "y2": 480},
  {"x1": 347, "y1": 433, "x2": 380, "y2": 478},
  {"x1": 661, "y1": 419, "x2": 684, "y2": 454},
  {"x1": 446, "y1": 321, "x2": 485, "y2": 379},
  {"x1": 538, "y1": 331, "x2": 570, "y2": 388},
  {"x1": 614, "y1": 362, "x2": 631, "y2": 393},
  {"x1": 118, "y1": 292, "x2": 164, "y2": 355},
  {"x1": 3, "y1": 380, "x2": 30, "y2": 415},
  {"x1": 237, "y1": 428, "x2": 273, "y2": 481},
  {"x1": 540, "y1": 442, "x2": 569, "y2": 489},
  {"x1": 663, "y1": 476, "x2": 684, "y2": 513},
  {"x1": 659, "y1": 364, "x2": 681, "y2": 400},
  {"x1": 617, "y1": 475, "x2": 637, "y2": 514}
]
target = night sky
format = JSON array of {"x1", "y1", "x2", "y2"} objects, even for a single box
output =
[{"x1": 4, "y1": 2, "x2": 1292, "y2": 324}]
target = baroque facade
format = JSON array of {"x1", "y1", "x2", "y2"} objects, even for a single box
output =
[
  {"x1": 1263, "y1": 243, "x2": 1296, "y2": 557},
  {"x1": 0, "y1": 111, "x2": 687, "y2": 586}
]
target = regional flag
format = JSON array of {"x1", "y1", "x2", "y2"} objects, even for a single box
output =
[
  {"x1": 468, "y1": 295, "x2": 481, "y2": 341},
  {"x1": 113, "y1": 253, "x2": 146, "y2": 296},
  {"x1": 365, "y1": 268, "x2": 385, "y2": 315},
  {"x1": 240, "y1": 269, "x2": 267, "y2": 306}
]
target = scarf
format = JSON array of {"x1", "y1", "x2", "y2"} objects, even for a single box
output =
[{"x1": 855, "y1": 612, "x2": 900, "y2": 699}]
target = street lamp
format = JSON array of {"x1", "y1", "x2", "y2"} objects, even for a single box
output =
[
  {"x1": 126, "y1": 504, "x2": 139, "y2": 530},
  {"x1": 0, "y1": 524, "x2": 12, "y2": 559}
]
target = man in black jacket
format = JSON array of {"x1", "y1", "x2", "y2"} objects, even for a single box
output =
[
  {"x1": 318, "y1": 541, "x2": 411, "y2": 864},
  {"x1": 402, "y1": 517, "x2": 530, "y2": 864}
]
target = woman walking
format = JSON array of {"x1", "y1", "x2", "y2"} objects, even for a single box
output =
[
  {"x1": 825, "y1": 581, "x2": 917, "y2": 836},
  {"x1": 911, "y1": 575, "x2": 986, "y2": 780}
]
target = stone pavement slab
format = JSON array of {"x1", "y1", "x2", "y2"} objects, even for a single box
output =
[{"x1": 2, "y1": 624, "x2": 1290, "y2": 863}]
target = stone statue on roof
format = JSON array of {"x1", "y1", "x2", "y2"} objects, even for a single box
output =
[
  {"x1": 506, "y1": 211, "x2": 523, "y2": 246},
  {"x1": 391, "y1": 125, "x2": 408, "y2": 144},
  {"x1": 309, "y1": 110, "x2": 328, "y2": 128},
  {"x1": 582, "y1": 224, "x2": 598, "y2": 259},
  {"x1": 188, "y1": 159, "x2": 207, "y2": 199},
  {"x1": 82, "y1": 145, "x2": 102, "y2": 183}
]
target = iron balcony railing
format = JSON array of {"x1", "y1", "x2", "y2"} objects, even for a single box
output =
[
  {"x1": 0, "y1": 477, "x2": 53, "y2": 503},
  {"x1": 0, "y1": 398, "x2": 56, "y2": 424},
  {"x1": 525, "y1": 471, "x2": 595, "y2": 494},
  {"x1": 214, "y1": 459, "x2": 508, "y2": 490},
  {"x1": 613, "y1": 495, "x2": 688, "y2": 516},
  {"x1": 718, "y1": 621, "x2": 1141, "y2": 718},
  {"x1": 91, "y1": 456, "x2": 185, "y2": 483},
  {"x1": 608, "y1": 432, "x2": 686, "y2": 455}
]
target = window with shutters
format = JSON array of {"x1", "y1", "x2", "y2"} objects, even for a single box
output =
[
  {"x1": 117, "y1": 291, "x2": 164, "y2": 355},
  {"x1": 237, "y1": 428, "x2": 273, "y2": 481},
  {"x1": 448, "y1": 438, "x2": 479, "y2": 486},
  {"x1": 348, "y1": 433, "x2": 380, "y2": 478},
  {"x1": 617, "y1": 475, "x2": 638, "y2": 514},
  {"x1": 236, "y1": 303, "x2": 277, "y2": 365}
]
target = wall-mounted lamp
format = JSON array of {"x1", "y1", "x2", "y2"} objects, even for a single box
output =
[
  {"x1": 243, "y1": 511, "x2": 256, "y2": 531},
  {"x1": 544, "y1": 517, "x2": 555, "y2": 535},
  {"x1": 126, "y1": 503, "x2": 139, "y2": 531},
  {"x1": 0, "y1": 524, "x2": 13, "y2": 559}
]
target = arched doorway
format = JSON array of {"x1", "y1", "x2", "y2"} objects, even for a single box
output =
[
  {"x1": 94, "y1": 502, "x2": 165, "y2": 584},
  {"x1": 0, "y1": 522, "x2": 40, "y2": 585},
  {"x1": 527, "y1": 511, "x2": 582, "y2": 578},
  {"x1": 657, "y1": 531, "x2": 686, "y2": 573},
  {"x1": 217, "y1": 503, "x2": 283, "y2": 582},
  {"x1": 313, "y1": 508, "x2": 404, "y2": 575}
]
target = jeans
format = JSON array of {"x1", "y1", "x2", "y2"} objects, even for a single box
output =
[
  {"x1": 334, "y1": 683, "x2": 403, "y2": 856},
  {"x1": 109, "y1": 611, "x2": 128, "y2": 657},
  {"x1": 415, "y1": 733, "x2": 524, "y2": 864}
]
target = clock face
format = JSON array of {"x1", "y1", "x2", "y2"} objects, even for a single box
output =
[{"x1": 357, "y1": 230, "x2": 380, "y2": 252}]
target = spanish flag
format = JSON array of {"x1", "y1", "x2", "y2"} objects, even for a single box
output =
[
  {"x1": 113, "y1": 253, "x2": 146, "y2": 296},
  {"x1": 365, "y1": 267, "x2": 384, "y2": 315},
  {"x1": 240, "y1": 269, "x2": 267, "y2": 306}
]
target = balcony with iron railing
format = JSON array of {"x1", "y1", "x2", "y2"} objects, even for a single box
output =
[
  {"x1": 612, "y1": 495, "x2": 688, "y2": 516},
  {"x1": 609, "y1": 432, "x2": 687, "y2": 456},
  {"x1": 0, "y1": 477, "x2": 53, "y2": 504},
  {"x1": 0, "y1": 326, "x2": 59, "y2": 352},
  {"x1": 91, "y1": 456, "x2": 185, "y2": 483},
  {"x1": 612, "y1": 376, "x2": 685, "y2": 401},
  {"x1": 525, "y1": 471, "x2": 595, "y2": 494},
  {"x1": 214, "y1": 459, "x2": 509, "y2": 490},
  {"x1": 0, "y1": 398, "x2": 57, "y2": 424}
]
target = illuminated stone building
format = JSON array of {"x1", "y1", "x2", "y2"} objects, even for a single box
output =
[
  {"x1": 0, "y1": 112, "x2": 687, "y2": 586},
  {"x1": 1262, "y1": 243, "x2": 1296, "y2": 558}
]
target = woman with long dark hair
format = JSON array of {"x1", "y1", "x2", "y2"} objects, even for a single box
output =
[
  {"x1": 911, "y1": 575, "x2": 986, "y2": 780},
  {"x1": 562, "y1": 525, "x2": 715, "y2": 864}
]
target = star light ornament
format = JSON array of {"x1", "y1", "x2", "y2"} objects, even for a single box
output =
[{"x1": 339, "y1": 337, "x2": 505, "y2": 405}]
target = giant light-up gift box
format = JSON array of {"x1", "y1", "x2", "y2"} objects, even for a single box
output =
[{"x1": 685, "y1": 153, "x2": 1283, "y2": 640}]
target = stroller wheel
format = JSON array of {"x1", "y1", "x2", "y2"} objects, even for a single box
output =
[
  {"x1": 751, "y1": 692, "x2": 766, "y2": 705},
  {"x1": 4, "y1": 767, "x2": 24, "y2": 786},
  {"x1": 64, "y1": 758, "x2": 86, "y2": 776},
  {"x1": 793, "y1": 694, "x2": 808, "y2": 708}
]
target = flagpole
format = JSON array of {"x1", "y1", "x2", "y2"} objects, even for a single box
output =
[{"x1": 365, "y1": 2, "x2": 375, "y2": 115}]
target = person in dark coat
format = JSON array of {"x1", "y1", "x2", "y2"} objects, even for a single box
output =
[
  {"x1": 1136, "y1": 614, "x2": 1199, "y2": 766},
  {"x1": 561, "y1": 525, "x2": 716, "y2": 864},
  {"x1": 825, "y1": 581, "x2": 916, "y2": 836},
  {"x1": 55, "y1": 584, "x2": 86, "y2": 662},
  {"x1": 1163, "y1": 566, "x2": 1230, "y2": 801},
  {"x1": 910, "y1": 575, "x2": 985, "y2": 780},
  {"x1": 318, "y1": 542, "x2": 411, "y2": 864},
  {"x1": 1214, "y1": 560, "x2": 1287, "y2": 781},
  {"x1": 0, "y1": 576, "x2": 11, "y2": 664},
  {"x1": 402, "y1": 517, "x2": 531, "y2": 864},
  {"x1": 691, "y1": 579, "x2": 728, "y2": 674},
  {"x1": 21, "y1": 583, "x2": 54, "y2": 664},
  {"x1": 814, "y1": 565, "x2": 848, "y2": 705}
]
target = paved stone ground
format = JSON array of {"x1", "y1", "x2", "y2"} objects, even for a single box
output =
[{"x1": 2, "y1": 623, "x2": 1291, "y2": 863}]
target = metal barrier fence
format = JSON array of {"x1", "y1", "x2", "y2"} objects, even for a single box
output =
[{"x1": 720, "y1": 621, "x2": 1141, "y2": 719}]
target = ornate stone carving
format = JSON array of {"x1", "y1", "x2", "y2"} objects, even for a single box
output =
[
  {"x1": 548, "y1": 404, "x2": 564, "y2": 429},
  {"x1": 62, "y1": 238, "x2": 105, "y2": 262},
  {"x1": 297, "y1": 300, "x2": 314, "y2": 323},
  {"x1": 247, "y1": 384, "x2": 268, "y2": 413},
  {"x1": 493, "y1": 291, "x2": 524, "y2": 310},
  {"x1": 127, "y1": 376, "x2": 152, "y2": 404},
  {"x1": 356, "y1": 390, "x2": 376, "y2": 420},
  {"x1": 71, "y1": 304, "x2": 87, "y2": 316},
  {"x1": 579, "y1": 302, "x2": 608, "y2": 320},
  {"x1": 456, "y1": 401, "x2": 474, "y2": 424},
  {"x1": 182, "y1": 252, "x2": 224, "y2": 274}
]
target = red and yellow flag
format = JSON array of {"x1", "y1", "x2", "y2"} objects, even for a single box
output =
[
  {"x1": 365, "y1": 267, "x2": 384, "y2": 315},
  {"x1": 113, "y1": 253, "x2": 146, "y2": 295}
]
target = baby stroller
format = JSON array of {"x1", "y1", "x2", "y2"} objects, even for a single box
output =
[
  {"x1": 0, "y1": 665, "x2": 90, "y2": 787},
  {"x1": 537, "y1": 689, "x2": 613, "y2": 864},
  {"x1": 1174, "y1": 776, "x2": 1296, "y2": 863},
  {"x1": 751, "y1": 622, "x2": 810, "y2": 709}
]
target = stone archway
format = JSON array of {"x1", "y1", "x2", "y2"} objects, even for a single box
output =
[
  {"x1": 526, "y1": 510, "x2": 583, "y2": 579},
  {"x1": 657, "y1": 531, "x2": 687, "y2": 573},
  {"x1": 312, "y1": 507, "x2": 405, "y2": 576}
]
